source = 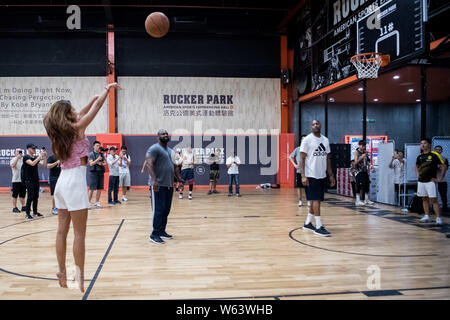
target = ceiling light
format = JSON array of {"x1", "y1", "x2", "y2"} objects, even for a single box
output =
[
  {"x1": 329, "y1": 98, "x2": 335, "y2": 102},
  {"x1": 373, "y1": 99, "x2": 379, "y2": 102},
  {"x1": 408, "y1": 89, "x2": 414, "y2": 92},
  {"x1": 358, "y1": 87, "x2": 363, "y2": 91},
  {"x1": 416, "y1": 99, "x2": 421, "y2": 102},
  {"x1": 393, "y1": 75, "x2": 400, "y2": 79}
]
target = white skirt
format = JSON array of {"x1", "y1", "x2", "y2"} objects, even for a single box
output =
[{"x1": 54, "y1": 165, "x2": 90, "y2": 211}]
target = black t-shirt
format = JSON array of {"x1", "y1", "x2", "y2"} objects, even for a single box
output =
[
  {"x1": 47, "y1": 155, "x2": 61, "y2": 180},
  {"x1": 89, "y1": 151, "x2": 105, "y2": 173},
  {"x1": 209, "y1": 156, "x2": 219, "y2": 171},
  {"x1": 22, "y1": 155, "x2": 39, "y2": 182},
  {"x1": 416, "y1": 151, "x2": 444, "y2": 182}
]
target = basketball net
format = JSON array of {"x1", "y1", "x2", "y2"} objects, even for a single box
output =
[{"x1": 350, "y1": 53, "x2": 390, "y2": 79}]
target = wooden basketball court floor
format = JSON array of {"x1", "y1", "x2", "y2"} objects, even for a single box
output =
[{"x1": 0, "y1": 187, "x2": 449, "y2": 300}]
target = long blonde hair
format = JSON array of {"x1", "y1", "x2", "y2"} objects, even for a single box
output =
[{"x1": 43, "y1": 100, "x2": 77, "y2": 161}]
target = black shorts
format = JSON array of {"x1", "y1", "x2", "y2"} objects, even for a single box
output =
[
  {"x1": 355, "y1": 172, "x2": 370, "y2": 193},
  {"x1": 305, "y1": 178, "x2": 326, "y2": 201},
  {"x1": 295, "y1": 173, "x2": 305, "y2": 188},
  {"x1": 49, "y1": 178, "x2": 58, "y2": 196},
  {"x1": 181, "y1": 168, "x2": 195, "y2": 185},
  {"x1": 90, "y1": 172, "x2": 104, "y2": 190},
  {"x1": 12, "y1": 182, "x2": 26, "y2": 198}
]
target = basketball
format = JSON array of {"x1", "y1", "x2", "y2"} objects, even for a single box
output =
[{"x1": 145, "y1": 12, "x2": 170, "y2": 38}]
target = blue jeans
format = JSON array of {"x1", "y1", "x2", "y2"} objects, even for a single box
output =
[
  {"x1": 151, "y1": 186, "x2": 174, "y2": 236},
  {"x1": 228, "y1": 174, "x2": 240, "y2": 195}
]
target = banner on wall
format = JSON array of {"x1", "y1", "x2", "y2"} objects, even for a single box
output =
[
  {"x1": 0, "y1": 77, "x2": 108, "y2": 135},
  {"x1": 116, "y1": 77, "x2": 281, "y2": 134},
  {"x1": 122, "y1": 134, "x2": 284, "y2": 186},
  {"x1": 0, "y1": 136, "x2": 97, "y2": 188},
  {"x1": 0, "y1": 134, "x2": 290, "y2": 187}
]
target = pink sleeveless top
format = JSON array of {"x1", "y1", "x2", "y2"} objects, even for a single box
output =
[{"x1": 61, "y1": 136, "x2": 90, "y2": 170}]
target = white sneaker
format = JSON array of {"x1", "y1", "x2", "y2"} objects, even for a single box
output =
[
  {"x1": 94, "y1": 202, "x2": 101, "y2": 208},
  {"x1": 307, "y1": 201, "x2": 311, "y2": 207},
  {"x1": 355, "y1": 200, "x2": 365, "y2": 206},
  {"x1": 365, "y1": 199, "x2": 374, "y2": 205},
  {"x1": 179, "y1": 194, "x2": 183, "y2": 199},
  {"x1": 298, "y1": 200, "x2": 303, "y2": 207},
  {"x1": 436, "y1": 217, "x2": 442, "y2": 225},
  {"x1": 420, "y1": 215, "x2": 430, "y2": 223},
  {"x1": 122, "y1": 196, "x2": 128, "y2": 202},
  {"x1": 188, "y1": 195, "x2": 193, "y2": 200}
]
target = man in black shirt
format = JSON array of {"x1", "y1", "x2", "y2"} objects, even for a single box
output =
[
  {"x1": 47, "y1": 154, "x2": 61, "y2": 215},
  {"x1": 22, "y1": 143, "x2": 47, "y2": 220},
  {"x1": 207, "y1": 150, "x2": 220, "y2": 195},
  {"x1": 89, "y1": 141, "x2": 107, "y2": 208},
  {"x1": 416, "y1": 138, "x2": 446, "y2": 225}
]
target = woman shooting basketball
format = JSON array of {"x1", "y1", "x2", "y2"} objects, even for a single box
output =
[{"x1": 43, "y1": 82, "x2": 121, "y2": 292}]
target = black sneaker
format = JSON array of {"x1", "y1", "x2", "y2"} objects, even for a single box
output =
[
  {"x1": 33, "y1": 212, "x2": 43, "y2": 217},
  {"x1": 228, "y1": 193, "x2": 233, "y2": 197},
  {"x1": 26, "y1": 214, "x2": 33, "y2": 220},
  {"x1": 302, "y1": 222, "x2": 315, "y2": 232},
  {"x1": 150, "y1": 235, "x2": 165, "y2": 244},
  {"x1": 207, "y1": 190, "x2": 213, "y2": 195},
  {"x1": 21, "y1": 206, "x2": 27, "y2": 212},
  {"x1": 12, "y1": 207, "x2": 21, "y2": 213},
  {"x1": 314, "y1": 226, "x2": 331, "y2": 237},
  {"x1": 212, "y1": 190, "x2": 219, "y2": 194},
  {"x1": 160, "y1": 232, "x2": 173, "y2": 240},
  {"x1": 114, "y1": 200, "x2": 122, "y2": 204}
]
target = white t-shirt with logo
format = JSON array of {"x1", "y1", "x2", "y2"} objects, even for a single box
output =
[
  {"x1": 299, "y1": 133, "x2": 331, "y2": 179},
  {"x1": 10, "y1": 157, "x2": 23, "y2": 183},
  {"x1": 119, "y1": 155, "x2": 131, "y2": 175},
  {"x1": 392, "y1": 158, "x2": 406, "y2": 184},
  {"x1": 226, "y1": 156, "x2": 241, "y2": 175}
]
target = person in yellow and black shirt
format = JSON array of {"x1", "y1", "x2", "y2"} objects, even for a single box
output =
[{"x1": 416, "y1": 138, "x2": 446, "y2": 225}]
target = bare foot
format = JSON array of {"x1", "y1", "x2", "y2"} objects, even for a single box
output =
[
  {"x1": 56, "y1": 270, "x2": 67, "y2": 288},
  {"x1": 75, "y1": 266, "x2": 84, "y2": 293}
]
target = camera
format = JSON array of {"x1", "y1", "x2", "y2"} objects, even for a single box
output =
[
  {"x1": 99, "y1": 147, "x2": 109, "y2": 152},
  {"x1": 18, "y1": 150, "x2": 22, "y2": 155},
  {"x1": 42, "y1": 147, "x2": 46, "y2": 151}
]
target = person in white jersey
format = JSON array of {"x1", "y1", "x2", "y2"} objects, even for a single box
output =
[{"x1": 300, "y1": 120, "x2": 336, "y2": 237}]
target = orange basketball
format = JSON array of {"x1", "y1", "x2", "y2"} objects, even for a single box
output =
[{"x1": 145, "y1": 12, "x2": 170, "y2": 38}]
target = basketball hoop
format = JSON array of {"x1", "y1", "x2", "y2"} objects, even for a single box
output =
[{"x1": 350, "y1": 53, "x2": 390, "y2": 79}]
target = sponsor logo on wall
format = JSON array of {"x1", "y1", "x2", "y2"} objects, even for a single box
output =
[{"x1": 162, "y1": 94, "x2": 234, "y2": 118}]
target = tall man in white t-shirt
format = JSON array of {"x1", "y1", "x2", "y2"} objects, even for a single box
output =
[{"x1": 299, "y1": 120, "x2": 336, "y2": 237}]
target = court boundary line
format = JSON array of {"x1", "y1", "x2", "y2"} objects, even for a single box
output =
[
  {"x1": 289, "y1": 227, "x2": 438, "y2": 258},
  {"x1": 201, "y1": 285, "x2": 450, "y2": 300},
  {"x1": 82, "y1": 219, "x2": 124, "y2": 300}
]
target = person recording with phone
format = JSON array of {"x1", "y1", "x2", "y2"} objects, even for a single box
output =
[
  {"x1": 47, "y1": 153, "x2": 62, "y2": 215},
  {"x1": 22, "y1": 144, "x2": 47, "y2": 220},
  {"x1": 226, "y1": 151, "x2": 241, "y2": 197},
  {"x1": 118, "y1": 146, "x2": 131, "y2": 202},
  {"x1": 89, "y1": 141, "x2": 107, "y2": 208},
  {"x1": 10, "y1": 148, "x2": 27, "y2": 213}
]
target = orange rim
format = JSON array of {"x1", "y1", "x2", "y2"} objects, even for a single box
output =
[{"x1": 351, "y1": 52, "x2": 390, "y2": 67}]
